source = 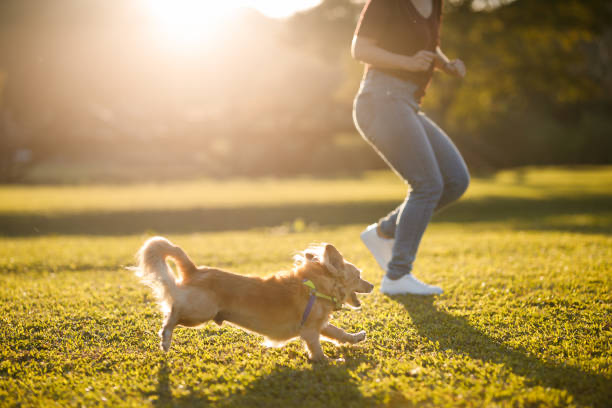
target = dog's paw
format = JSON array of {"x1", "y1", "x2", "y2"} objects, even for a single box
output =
[
  {"x1": 311, "y1": 356, "x2": 345, "y2": 365},
  {"x1": 160, "y1": 340, "x2": 171, "y2": 352},
  {"x1": 309, "y1": 354, "x2": 329, "y2": 363},
  {"x1": 351, "y1": 330, "x2": 366, "y2": 344}
]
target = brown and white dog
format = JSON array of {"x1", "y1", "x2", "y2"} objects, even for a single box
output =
[{"x1": 134, "y1": 237, "x2": 374, "y2": 361}]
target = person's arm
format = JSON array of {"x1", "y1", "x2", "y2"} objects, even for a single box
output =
[
  {"x1": 434, "y1": 46, "x2": 466, "y2": 78},
  {"x1": 351, "y1": 35, "x2": 436, "y2": 73}
]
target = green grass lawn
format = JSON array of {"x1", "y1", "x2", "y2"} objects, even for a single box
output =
[{"x1": 1, "y1": 167, "x2": 611, "y2": 407}]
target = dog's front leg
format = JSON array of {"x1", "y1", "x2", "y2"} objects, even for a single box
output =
[
  {"x1": 159, "y1": 306, "x2": 178, "y2": 352},
  {"x1": 301, "y1": 329, "x2": 327, "y2": 362},
  {"x1": 322, "y1": 323, "x2": 366, "y2": 344}
]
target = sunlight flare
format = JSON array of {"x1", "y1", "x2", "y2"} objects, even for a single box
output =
[{"x1": 144, "y1": 0, "x2": 239, "y2": 48}]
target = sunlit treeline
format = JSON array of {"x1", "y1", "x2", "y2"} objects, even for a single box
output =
[{"x1": 0, "y1": 0, "x2": 610, "y2": 182}]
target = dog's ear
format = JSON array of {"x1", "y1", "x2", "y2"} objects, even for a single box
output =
[
  {"x1": 305, "y1": 252, "x2": 319, "y2": 263},
  {"x1": 323, "y1": 244, "x2": 344, "y2": 275}
]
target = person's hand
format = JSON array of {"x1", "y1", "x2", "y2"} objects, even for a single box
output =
[
  {"x1": 445, "y1": 59, "x2": 466, "y2": 78},
  {"x1": 404, "y1": 50, "x2": 436, "y2": 72}
]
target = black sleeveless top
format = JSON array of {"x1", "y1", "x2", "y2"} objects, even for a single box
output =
[{"x1": 355, "y1": 0, "x2": 442, "y2": 101}]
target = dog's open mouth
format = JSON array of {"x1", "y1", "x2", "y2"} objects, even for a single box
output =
[{"x1": 350, "y1": 292, "x2": 361, "y2": 307}]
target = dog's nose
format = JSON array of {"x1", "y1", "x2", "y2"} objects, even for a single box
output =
[{"x1": 360, "y1": 281, "x2": 374, "y2": 293}]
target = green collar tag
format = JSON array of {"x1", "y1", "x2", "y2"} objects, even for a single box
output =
[{"x1": 303, "y1": 279, "x2": 342, "y2": 309}]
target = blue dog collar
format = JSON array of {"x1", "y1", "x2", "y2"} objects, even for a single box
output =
[
  {"x1": 300, "y1": 292, "x2": 317, "y2": 327},
  {"x1": 300, "y1": 279, "x2": 342, "y2": 326}
]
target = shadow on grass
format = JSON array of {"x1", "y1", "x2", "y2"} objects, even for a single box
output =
[
  {"x1": 1, "y1": 195, "x2": 611, "y2": 237},
  {"x1": 151, "y1": 356, "x2": 375, "y2": 408},
  {"x1": 395, "y1": 296, "x2": 611, "y2": 408},
  {"x1": 153, "y1": 361, "x2": 178, "y2": 407}
]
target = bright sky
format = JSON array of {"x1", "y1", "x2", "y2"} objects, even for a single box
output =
[
  {"x1": 242, "y1": 0, "x2": 323, "y2": 18},
  {"x1": 146, "y1": 0, "x2": 322, "y2": 21},
  {"x1": 144, "y1": 0, "x2": 323, "y2": 50}
]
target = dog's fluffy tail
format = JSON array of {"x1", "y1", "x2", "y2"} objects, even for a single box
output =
[{"x1": 135, "y1": 236, "x2": 196, "y2": 312}]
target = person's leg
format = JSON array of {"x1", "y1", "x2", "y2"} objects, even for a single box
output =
[
  {"x1": 355, "y1": 92, "x2": 444, "y2": 280},
  {"x1": 375, "y1": 112, "x2": 469, "y2": 238},
  {"x1": 384, "y1": 135, "x2": 443, "y2": 280},
  {"x1": 418, "y1": 112, "x2": 470, "y2": 212}
]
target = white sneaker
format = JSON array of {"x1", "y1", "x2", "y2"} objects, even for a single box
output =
[
  {"x1": 360, "y1": 223, "x2": 393, "y2": 271},
  {"x1": 380, "y1": 274, "x2": 443, "y2": 295}
]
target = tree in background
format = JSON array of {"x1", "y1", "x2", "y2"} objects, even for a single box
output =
[
  {"x1": 424, "y1": 0, "x2": 612, "y2": 169},
  {"x1": 290, "y1": 0, "x2": 612, "y2": 170},
  {"x1": 0, "y1": 0, "x2": 610, "y2": 182}
]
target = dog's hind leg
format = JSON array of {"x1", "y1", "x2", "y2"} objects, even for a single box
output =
[
  {"x1": 159, "y1": 306, "x2": 179, "y2": 352},
  {"x1": 322, "y1": 323, "x2": 366, "y2": 344}
]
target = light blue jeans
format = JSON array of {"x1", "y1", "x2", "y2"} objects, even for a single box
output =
[{"x1": 353, "y1": 69, "x2": 470, "y2": 280}]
